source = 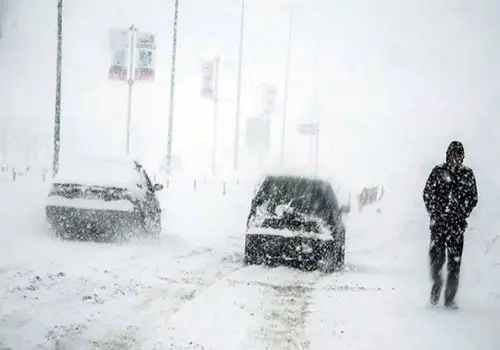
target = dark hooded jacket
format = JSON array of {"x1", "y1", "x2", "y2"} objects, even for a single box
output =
[{"x1": 423, "y1": 142, "x2": 478, "y2": 225}]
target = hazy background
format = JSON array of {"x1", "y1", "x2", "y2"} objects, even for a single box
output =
[{"x1": 0, "y1": 0, "x2": 499, "y2": 192}]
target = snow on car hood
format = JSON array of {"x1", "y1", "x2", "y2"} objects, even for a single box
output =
[{"x1": 247, "y1": 202, "x2": 333, "y2": 241}]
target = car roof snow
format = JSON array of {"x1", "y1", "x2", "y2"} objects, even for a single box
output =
[{"x1": 52, "y1": 156, "x2": 142, "y2": 188}]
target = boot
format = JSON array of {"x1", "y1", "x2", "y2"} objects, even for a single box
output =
[{"x1": 430, "y1": 282, "x2": 441, "y2": 306}]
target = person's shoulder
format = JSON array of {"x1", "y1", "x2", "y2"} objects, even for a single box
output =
[
  {"x1": 432, "y1": 163, "x2": 447, "y2": 172},
  {"x1": 460, "y1": 165, "x2": 475, "y2": 176}
]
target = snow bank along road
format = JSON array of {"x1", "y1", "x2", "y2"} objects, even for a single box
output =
[{"x1": 0, "y1": 178, "x2": 499, "y2": 349}]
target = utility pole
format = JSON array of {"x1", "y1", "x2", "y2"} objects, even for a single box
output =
[
  {"x1": 279, "y1": 13, "x2": 292, "y2": 165},
  {"x1": 233, "y1": 0, "x2": 245, "y2": 171},
  {"x1": 125, "y1": 24, "x2": 137, "y2": 155},
  {"x1": 314, "y1": 125, "x2": 319, "y2": 175},
  {"x1": 52, "y1": 0, "x2": 63, "y2": 176},
  {"x1": 310, "y1": 57, "x2": 319, "y2": 168},
  {"x1": 211, "y1": 57, "x2": 220, "y2": 176},
  {"x1": 166, "y1": 0, "x2": 179, "y2": 176},
  {"x1": 1, "y1": 117, "x2": 7, "y2": 165}
]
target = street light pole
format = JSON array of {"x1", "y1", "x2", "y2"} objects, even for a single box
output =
[
  {"x1": 233, "y1": 0, "x2": 245, "y2": 171},
  {"x1": 125, "y1": 24, "x2": 137, "y2": 155},
  {"x1": 52, "y1": 0, "x2": 63, "y2": 176},
  {"x1": 310, "y1": 57, "x2": 318, "y2": 167},
  {"x1": 314, "y1": 124, "x2": 319, "y2": 175},
  {"x1": 279, "y1": 13, "x2": 292, "y2": 165},
  {"x1": 166, "y1": 0, "x2": 179, "y2": 177},
  {"x1": 211, "y1": 57, "x2": 220, "y2": 176}
]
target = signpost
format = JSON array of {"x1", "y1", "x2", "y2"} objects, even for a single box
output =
[
  {"x1": 201, "y1": 57, "x2": 220, "y2": 176},
  {"x1": 166, "y1": 0, "x2": 179, "y2": 177},
  {"x1": 261, "y1": 83, "x2": 277, "y2": 117},
  {"x1": 233, "y1": 0, "x2": 245, "y2": 171},
  {"x1": 125, "y1": 25, "x2": 137, "y2": 156},
  {"x1": 297, "y1": 121, "x2": 320, "y2": 174},
  {"x1": 280, "y1": 13, "x2": 292, "y2": 165},
  {"x1": 109, "y1": 25, "x2": 156, "y2": 155},
  {"x1": 53, "y1": 0, "x2": 63, "y2": 176},
  {"x1": 296, "y1": 122, "x2": 319, "y2": 136}
]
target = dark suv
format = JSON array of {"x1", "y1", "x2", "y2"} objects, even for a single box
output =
[
  {"x1": 45, "y1": 157, "x2": 163, "y2": 241},
  {"x1": 244, "y1": 175, "x2": 350, "y2": 272}
]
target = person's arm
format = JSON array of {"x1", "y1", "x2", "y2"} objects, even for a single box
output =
[
  {"x1": 423, "y1": 166, "x2": 440, "y2": 216},
  {"x1": 464, "y1": 168, "x2": 478, "y2": 217}
]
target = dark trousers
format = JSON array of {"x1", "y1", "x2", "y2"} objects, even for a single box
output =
[{"x1": 429, "y1": 220, "x2": 465, "y2": 305}]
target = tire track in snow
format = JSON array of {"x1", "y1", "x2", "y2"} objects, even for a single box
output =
[
  {"x1": 148, "y1": 266, "x2": 325, "y2": 350},
  {"x1": 77, "y1": 249, "x2": 246, "y2": 349},
  {"x1": 229, "y1": 268, "x2": 322, "y2": 350}
]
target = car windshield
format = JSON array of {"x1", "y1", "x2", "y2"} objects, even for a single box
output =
[{"x1": 251, "y1": 176, "x2": 339, "y2": 224}]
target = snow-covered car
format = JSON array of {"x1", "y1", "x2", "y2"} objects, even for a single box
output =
[
  {"x1": 244, "y1": 175, "x2": 350, "y2": 272},
  {"x1": 45, "y1": 157, "x2": 163, "y2": 241}
]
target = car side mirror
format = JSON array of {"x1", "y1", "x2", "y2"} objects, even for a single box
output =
[
  {"x1": 153, "y1": 183, "x2": 164, "y2": 192},
  {"x1": 340, "y1": 204, "x2": 351, "y2": 214}
]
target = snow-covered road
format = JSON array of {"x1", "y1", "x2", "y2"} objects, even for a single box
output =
[{"x1": 0, "y1": 177, "x2": 499, "y2": 349}]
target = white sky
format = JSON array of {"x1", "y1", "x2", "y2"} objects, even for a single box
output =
[{"x1": 1, "y1": 0, "x2": 499, "y2": 189}]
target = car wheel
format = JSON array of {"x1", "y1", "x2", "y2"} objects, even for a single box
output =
[
  {"x1": 244, "y1": 237, "x2": 259, "y2": 265},
  {"x1": 244, "y1": 235, "x2": 267, "y2": 265},
  {"x1": 57, "y1": 228, "x2": 74, "y2": 241},
  {"x1": 244, "y1": 248, "x2": 256, "y2": 265},
  {"x1": 151, "y1": 214, "x2": 161, "y2": 239},
  {"x1": 335, "y1": 242, "x2": 345, "y2": 270},
  {"x1": 48, "y1": 222, "x2": 69, "y2": 240},
  {"x1": 143, "y1": 212, "x2": 161, "y2": 239},
  {"x1": 53, "y1": 227, "x2": 64, "y2": 239},
  {"x1": 317, "y1": 255, "x2": 335, "y2": 273},
  {"x1": 317, "y1": 241, "x2": 336, "y2": 273}
]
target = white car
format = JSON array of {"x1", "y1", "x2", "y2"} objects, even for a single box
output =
[{"x1": 45, "y1": 157, "x2": 163, "y2": 241}]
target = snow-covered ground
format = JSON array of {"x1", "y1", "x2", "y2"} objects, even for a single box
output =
[{"x1": 0, "y1": 176, "x2": 499, "y2": 349}]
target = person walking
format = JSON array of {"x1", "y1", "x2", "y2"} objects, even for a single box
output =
[{"x1": 423, "y1": 141, "x2": 478, "y2": 309}]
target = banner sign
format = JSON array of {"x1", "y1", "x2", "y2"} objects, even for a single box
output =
[
  {"x1": 108, "y1": 28, "x2": 129, "y2": 81},
  {"x1": 108, "y1": 27, "x2": 156, "y2": 81},
  {"x1": 201, "y1": 60, "x2": 215, "y2": 99},
  {"x1": 135, "y1": 31, "x2": 156, "y2": 81},
  {"x1": 261, "y1": 84, "x2": 277, "y2": 116}
]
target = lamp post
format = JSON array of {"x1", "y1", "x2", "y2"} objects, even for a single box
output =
[
  {"x1": 279, "y1": 13, "x2": 292, "y2": 165},
  {"x1": 166, "y1": 0, "x2": 179, "y2": 176},
  {"x1": 125, "y1": 24, "x2": 137, "y2": 155},
  {"x1": 211, "y1": 57, "x2": 220, "y2": 176},
  {"x1": 52, "y1": 0, "x2": 63, "y2": 176},
  {"x1": 233, "y1": 0, "x2": 245, "y2": 171}
]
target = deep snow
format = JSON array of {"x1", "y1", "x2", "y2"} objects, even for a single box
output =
[{"x1": 0, "y1": 175, "x2": 499, "y2": 349}]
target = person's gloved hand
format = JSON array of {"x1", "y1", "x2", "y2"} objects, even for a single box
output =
[
  {"x1": 428, "y1": 211, "x2": 438, "y2": 227},
  {"x1": 458, "y1": 217, "x2": 468, "y2": 231}
]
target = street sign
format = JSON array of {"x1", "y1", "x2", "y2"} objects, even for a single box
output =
[
  {"x1": 108, "y1": 28, "x2": 156, "y2": 81},
  {"x1": 135, "y1": 31, "x2": 156, "y2": 81},
  {"x1": 108, "y1": 28, "x2": 131, "y2": 81},
  {"x1": 261, "y1": 84, "x2": 277, "y2": 116},
  {"x1": 297, "y1": 122, "x2": 319, "y2": 136},
  {"x1": 201, "y1": 59, "x2": 216, "y2": 99}
]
